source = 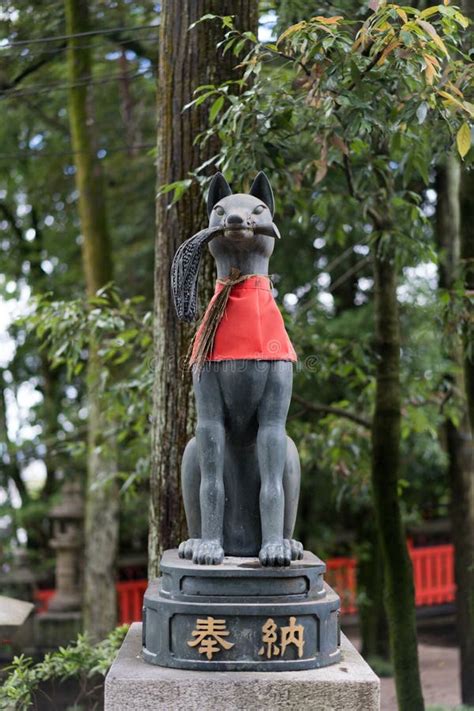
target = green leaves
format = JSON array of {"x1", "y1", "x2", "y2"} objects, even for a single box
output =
[
  {"x1": 209, "y1": 95, "x2": 225, "y2": 123},
  {"x1": 156, "y1": 178, "x2": 192, "y2": 205},
  {"x1": 0, "y1": 626, "x2": 129, "y2": 711},
  {"x1": 456, "y1": 122, "x2": 471, "y2": 159},
  {"x1": 416, "y1": 18, "x2": 449, "y2": 56},
  {"x1": 188, "y1": 14, "x2": 234, "y2": 31},
  {"x1": 277, "y1": 21, "x2": 307, "y2": 46},
  {"x1": 19, "y1": 287, "x2": 153, "y2": 490}
]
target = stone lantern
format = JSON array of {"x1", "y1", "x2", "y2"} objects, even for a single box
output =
[{"x1": 47, "y1": 481, "x2": 83, "y2": 612}]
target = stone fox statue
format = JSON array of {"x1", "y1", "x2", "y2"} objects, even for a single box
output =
[{"x1": 171, "y1": 172, "x2": 303, "y2": 566}]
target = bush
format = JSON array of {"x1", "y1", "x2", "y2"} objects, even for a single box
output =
[{"x1": 0, "y1": 625, "x2": 128, "y2": 711}]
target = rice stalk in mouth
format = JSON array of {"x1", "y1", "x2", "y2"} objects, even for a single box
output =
[{"x1": 170, "y1": 223, "x2": 279, "y2": 323}]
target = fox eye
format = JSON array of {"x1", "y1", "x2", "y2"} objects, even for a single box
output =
[
  {"x1": 214, "y1": 206, "x2": 225, "y2": 216},
  {"x1": 253, "y1": 205, "x2": 265, "y2": 215}
]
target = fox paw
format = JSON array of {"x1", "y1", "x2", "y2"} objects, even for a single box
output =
[
  {"x1": 193, "y1": 539, "x2": 224, "y2": 565},
  {"x1": 259, "y1": 540, "x2": 291, "y2": 567},
  {"x1": 288, "y1": 538, "x2": 304, "y2": 560},
  {"x1": 178, "y1": 538, "x2": 200, "y2": 560}
]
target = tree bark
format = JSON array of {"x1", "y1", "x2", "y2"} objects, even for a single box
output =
[
  {"x1": 456, "y1": 1, "x2": 474, "y2": 695},
  {"x1": 436, "y1": 157, "x2": 474, "y2": 705},
  {"x1": 65, "y1": 0, "x2": 118, "y2": 640},
  {"x1": 371, "y1": 244, "x2": 424, "y2": 710},
  {"x1": 461, "y1": 167, "x2": 474, "y2": 433},
  {"x1": 453, "y1": 161, "x2": 474, "y2": 705},
  {"x1": 357, "y1": 518, "x2": 389, "y2": 661},
  {"x1": 447, "y1": 413, "x2": 474, "y2": 705},
  {"x1": 149, "y1": 0, "x2": 258, "y2": 578}
]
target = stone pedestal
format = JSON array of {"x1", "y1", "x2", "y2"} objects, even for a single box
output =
[
  {"x1": 143, "y1": 549, "x2": 340, "y2": 671},
  {"x1": 105, "y1": 623, "x2": 380, "y2": 711}
]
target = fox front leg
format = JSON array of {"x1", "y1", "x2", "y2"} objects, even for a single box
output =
[
  {"x1": 257, "y1": 362, "x2": 293, "y2": 567},
  {"x1": 191, "y1": 366, "x2": 225, "y2": 565}
]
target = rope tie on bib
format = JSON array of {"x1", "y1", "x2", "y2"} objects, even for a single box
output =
[{"x1": 189, "y1": 269, "x2": 264, "y2": 372}]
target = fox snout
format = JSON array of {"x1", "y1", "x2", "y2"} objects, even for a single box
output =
[{"x1": 226, "y1": 213, "x2": 252, "y2": 229}]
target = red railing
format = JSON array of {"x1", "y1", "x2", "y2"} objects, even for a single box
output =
[
  {"x1": 409, "y1": 543, "x2": 456, "y2": 606},
  {"x1": 325, "y1": 544, "x2": 456, "y2": 614},
  {"x1": 325, "y1": 557, "x2": 358, "y2": 614},
  {"x1": 34, "y1": 589, "x2": 54, "y2": 610},
  {"x1": 34, "y1": 543, "x2": 456, "y2": 622},
  {"x1": 115, "y1": 579, "x2": 148, "y2": 624}
]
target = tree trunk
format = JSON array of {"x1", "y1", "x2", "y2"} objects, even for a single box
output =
[
  {"x1": 357, "y1": 522, "x2": 389, "y2": 660},
  {"x1": 65, "y1": 0, "x2": 118, "y2": 640},
  {"x1": 149, "y1": 0, "x2": 258, "y2": 578},
  {"x1": 436, "y1": 156, "x2": 474, "y2": 705},
  {"x1": 457, "y1": 1, "x2": 474, "y2": 694},
  {"x1": 371, "y1": 244, "x2": 424, "y2": 710},
  {"x1": 448, "y1": 415, "x2": 474, "y2": 704},
  {"x1": 461, "y1": 167, "x2": 474, "y2": 433},
  {"x1": 456, "y1": 164, "x2": 474, "y2": 705}
]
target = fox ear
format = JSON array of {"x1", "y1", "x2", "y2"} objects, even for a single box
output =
[
  {"x1": 249, "y1": 171, "x2": 274, "y2": 216},
  {"x1": 207, "y1": 172, "x2": 232, "y2": 217}
]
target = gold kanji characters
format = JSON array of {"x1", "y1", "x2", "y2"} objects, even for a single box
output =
[
  {"x1": 258, "y1": 617, "x2": 280, "y2": 658},
  {"x1": 258, "y1": 616, "x2": 305, "y2": 659},
  {"x1": 187, "y1": 616, "x2": 235, "y2": 660},
  {"x1": 280, "y1": 616, "x2": 305, "y2": 658},
  {"x1": 187, "y1": 615, "x2": 305, "y2": 661}
]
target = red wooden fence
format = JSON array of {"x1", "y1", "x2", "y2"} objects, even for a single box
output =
[
  {"x1": 115, "y1": 580, "x2": 148, "y2": 624},
  {"x1": 325, "y1": 557, "x2": 358, "y2": 615},
  {"x1": 34, "y1": 543, "x2": 456, "y2": 623},
  {"x1": 409, "y1": 543, "x2": 456, "y2": 607},
  {"x1": 324, "y1": 543, "x2": 456, "y2": 615}
]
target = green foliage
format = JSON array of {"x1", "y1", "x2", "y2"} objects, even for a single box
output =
[
  {"x1": 177, "y1": 3, "x2": 471, "y2": 541},
  {"x1": 190, "y1": 2, "x2": 471, "y2": 210},
  {"x1": 0, "y1": 0, "x2": 157, "y2": 559},
  {"x1": 0, "y1": 625, "x2": 128, "y2": 711},
  {"x1": 23, "y1": 285, "x2": 153, "y2": 494},
  {"x1": 161, "y1": 5, "x2": 470, "y2": 567}
]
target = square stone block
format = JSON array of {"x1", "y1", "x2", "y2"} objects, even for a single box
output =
[{"x1": 105, "y1": 623, "x2": 380, "y2": 711}]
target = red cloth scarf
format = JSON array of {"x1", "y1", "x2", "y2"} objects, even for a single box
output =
[{"x1": 190, "y1": 275, "x2": 297, "y2": 365}]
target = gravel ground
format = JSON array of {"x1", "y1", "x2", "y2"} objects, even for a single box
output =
[
  {"x1": 380, "y1": 642, "x2": 460, "y2": 711},
  {"x1": 346, "y1": 621, "x2": 462, "y2": 711}
]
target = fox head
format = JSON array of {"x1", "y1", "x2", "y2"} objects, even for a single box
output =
[
  {"x1": 207, "y1": 171, "x2": 280, "y2": 241},
  {"x1": 171, "y1": 171, "x2": 280, "y2": 322}
]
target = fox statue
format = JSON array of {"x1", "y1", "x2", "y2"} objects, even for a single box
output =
[{"x1": 171, "y1": 171, "x2": 304, "y2": 567}]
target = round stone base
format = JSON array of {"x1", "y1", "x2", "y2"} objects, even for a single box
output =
[{"x1": 142, "y1": 549, "x2": 340, "y2": 671}]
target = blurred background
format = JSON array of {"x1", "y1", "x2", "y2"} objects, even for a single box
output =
[{"x1": 0, "y1": 1, "x2": 472, "y2": 709}]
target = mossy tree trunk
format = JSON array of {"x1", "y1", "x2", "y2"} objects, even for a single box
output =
[
  {"x1": 458, "y1": 164, "x2": 474, "y2": 705},
  {"x1": 371, "y1": 240, "x2": 424, "y2": 711},
  {"x1": 461, "y1": 170, "x2": 474, "y2": 430},
  {"x1": 148, "y1": 0, "x2": 258, "y2": 578},
  {"x1": 357, "y1": 523, "x2": 389, "y2": 660},
  {"x1": 436, "y1": 156, "x2": 474, "y2": 705},
  {"x1": 456, "y1": 1, "x2": 474, "y2": 697},
  {"x1": 65, "y1": 0, "x2": 118, "y2": 640}
]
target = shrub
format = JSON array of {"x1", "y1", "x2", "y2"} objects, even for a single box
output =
[{"x1": 0, "y1": 625, "x2": 128, "y2": 711}]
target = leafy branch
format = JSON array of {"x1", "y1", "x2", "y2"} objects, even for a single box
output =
[{"x1": 0, "y1": 626, "x2": 128, "y2": 711}]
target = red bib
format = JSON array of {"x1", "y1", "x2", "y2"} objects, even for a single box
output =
[{"x1": 190, "y1": 275, "x2": 297, "y2": 364}]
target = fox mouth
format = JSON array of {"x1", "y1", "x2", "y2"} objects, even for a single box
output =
[
  {"x1": 210, "y1": 223, "x2": 279, "y2": 240},
  {"x1": 223, "y1": 225, "x2": 254, "y2": 238}
]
